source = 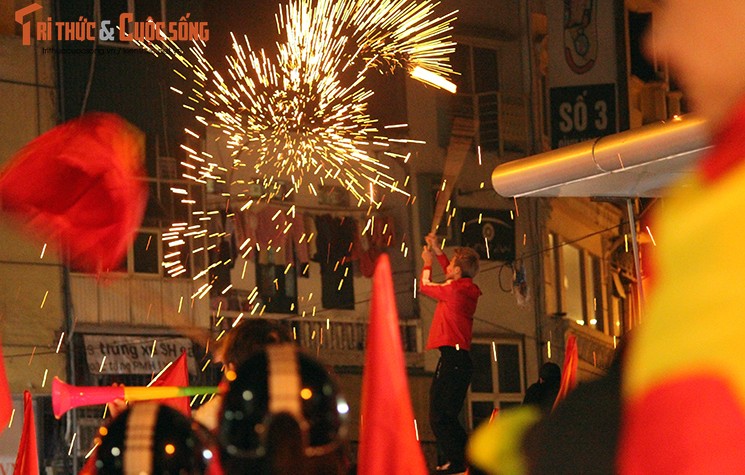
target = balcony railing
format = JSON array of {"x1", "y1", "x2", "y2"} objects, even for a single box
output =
[
  {"x1": 545, "y1": 317, "x2": 618, "y2": 378},
  {"x1": 212, "y1": 312, "x2": 424, "y2": 368},
  {"x1": 448, "y1": 91, "x2": 530, "y2": 156}
]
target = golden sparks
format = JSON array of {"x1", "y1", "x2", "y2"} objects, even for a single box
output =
[
  {"x1": 55, "y1": 332, "x2": 65, "y2": 353},
  {"x1": 138, "y1": 0, "x2": 456, "y2": 205},
  {"x1": 68, "y1": 432, "x2": 77, "y2": 456}
]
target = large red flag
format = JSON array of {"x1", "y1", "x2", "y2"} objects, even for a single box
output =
[
  {"x1": 552, "y1": 335, "x2": 578, "y2": 411},
  {"x1": 13, "y1": 391, "x2": 38, "y2": 475},
  {"x1": 0, "y1": 112, "x2": 147, "y2": 273},
  {"x1": 358, "y1": 254, "x2": 428, "y2": 475},
  {"x1": 150, "y1": 351, "x2": 191, "y2": 416},
  {"x1": 0, "y1": 339, "x2": 13, "y2": 433}
]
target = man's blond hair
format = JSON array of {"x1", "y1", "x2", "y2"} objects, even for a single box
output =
[{"x1": 453, "y1": 247, "x2": 480, "y2": 278}]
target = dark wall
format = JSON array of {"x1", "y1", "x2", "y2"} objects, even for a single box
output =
[{"x1": 56, "y1": 0, "x2": 206, "y2": 174}]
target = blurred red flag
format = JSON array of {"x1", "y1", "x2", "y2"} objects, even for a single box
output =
[
  {"x1": 78, "y1": 453, "x2": 97, "y2": 475},
  {"x1": 358, "y1": 254, "x2": 428, "y2": 475},
  {"x1": 13, "y1": 390, "x2": 39, "y2": 475},
  {"x1": 0, "y1": 112, "x2": 147, "y2": 273},
  {"x1": 150, "y1": 351, "x2": 191, "y2": 416},
  {"x1": 553, "y1": 335, "x2": 578, "y2": 411},
  {"x1": 0, "y1": 338, "x2": 13, "y2": 434}
]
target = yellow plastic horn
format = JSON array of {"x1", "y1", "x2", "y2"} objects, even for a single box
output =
[{"x1": 52, "y1": 376, "x2": 220, "y2": 419}]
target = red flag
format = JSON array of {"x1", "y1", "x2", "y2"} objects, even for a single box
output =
[
  {"x1": 78, "y1": 453, "x2": 98, "y2": 475},
  {"x1": 0, "y1": 112, "x2": 147, "y2": 273},
  {"x1": 358, "y1": 254, "x2": 428, "y2": 475},
  {"x1": 553, "y1": 335, "x2": 578, "y2": 411},
  {"x1": 13, "y1": 391, "x2": 38, "y2": 475},
  {"x1": 0, "y1": 338, "x2": 13, "y2": 433},
  {"x1": 150, "y1": 351, "x2": 191, "y2": 416}
]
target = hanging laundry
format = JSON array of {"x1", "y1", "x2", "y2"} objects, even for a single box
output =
[{"x1": 314, "y1": 214, "x2": 356, "y2": 309}]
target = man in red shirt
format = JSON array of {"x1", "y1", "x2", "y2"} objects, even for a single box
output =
[{"x1": 420, "y1": 233, "x2": 482, "y2": 474}]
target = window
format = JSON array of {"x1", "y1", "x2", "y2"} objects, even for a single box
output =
[
  {"x1": 81, "y1": 177, "x2": 207, "y2": 277},
  {"x1": 468, "y1": 339, "x2": 524, "y2": 429},
  {"x1": 611, "y1": 295, "x2": 624, "y2": 337},
  {"x1": 550, "y1": 233, "x2": 608, "y2": 333},
  {"x1": 561, "y1": 244, "x2": 583, "y2": 321},
  {"x1": 589, "y1": 255, "x2": 604, "y2": 332},
  {"x1": 143, "y1": 179, "x2": 204, "y2": 228},
  {"x1": 121, "y1": 227, "x2": 204, "y2": 278},
  {"x1": 133, "y1": 231, "x2": 159, "y2": 274},
  {"x1": 438, "y1": 42, "x2": 501, "y2": 151}
]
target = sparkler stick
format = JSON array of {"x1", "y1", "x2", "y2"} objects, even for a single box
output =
[{"x1": 430, "y1": 117, "x2": 475, "y2": 235}]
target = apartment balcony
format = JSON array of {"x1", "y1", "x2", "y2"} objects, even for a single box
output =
[
  {"x1": 546, "y1": 317, "x2": 619, "y2": 380},
  {"x1": 445, "y1": 91, "x2": 531, "y2": 157},
  {"x1": 69, "y1": 273, "x2": 210, "y2": 328},
  {"x1": 212, "y1": 311, "x2": 425, "y2": 369}
]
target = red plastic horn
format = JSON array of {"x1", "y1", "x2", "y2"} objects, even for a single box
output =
[{"x1": 52, "y1": 377, "x2": 219, "y2": 419}]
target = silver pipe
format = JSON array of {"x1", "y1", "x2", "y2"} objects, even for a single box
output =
[{"x1": 492, "y1": 114, "x2": 711, "y2": 197}]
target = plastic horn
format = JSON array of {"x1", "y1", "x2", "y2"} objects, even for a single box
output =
[{"x1": 52, "y1": 376, "x2": 220, "y2": 419}]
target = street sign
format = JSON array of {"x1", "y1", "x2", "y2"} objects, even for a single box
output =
[{"x1": 550, "y1": 83, "x2": 617, "y2": 148}]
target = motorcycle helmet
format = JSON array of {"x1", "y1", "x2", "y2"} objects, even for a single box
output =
[
  {"x1": 94, "y1": 402, "x2": 217, "y2": 474},
  {"x1": 218, "y1": 344, "x2": 349, "y2": 474}
]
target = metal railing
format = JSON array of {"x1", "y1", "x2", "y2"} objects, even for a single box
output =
[
  {"x1": 563, "y1": 319, "x2": 617, "y2": 373},
  {"x1": 449, "y1": 91, "x2": 530, "y2": 156},
  {"x1": 210, "y1": 312, "x2": 424, "y2": 367},
  {"x1": 286, "y1": 315, "x2": 422, "y2": 354}
]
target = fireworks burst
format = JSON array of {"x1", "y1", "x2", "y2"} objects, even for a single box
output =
[
  {"x1": 139, "y1": 0, "x2": 459, "y2": 287},
  {"x1": 141, "y1": 0, "x2": 457, "y2": 205}
]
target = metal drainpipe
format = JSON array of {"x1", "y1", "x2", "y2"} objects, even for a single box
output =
[
  {"x1": 530, "y1": 197, "x2": 548, "y2": 367},
  {"x1": 626, "y1": 198, "x2": 645, "y2": 314},
  {"x1": 521, "y1": 0, "x2": 550, "y2": 373},
  {"x1": 62, "y1": 265, "x2": 78, "y2": 473},
  {"x1": 520, "y1": 0, "x2": 537, "y2": 156},
  {"x1": 52, "y1": 0, "x2": 78, "y2": 469}
]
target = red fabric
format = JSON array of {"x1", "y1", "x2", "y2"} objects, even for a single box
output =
[
  {"x1": 235, "y1": 205, "x2": 309, "y2": 264},
  {"x1": 13, "y1": 391, "x2": 38, "y2": 475},
  {"x1": 0, "y1": 338, "x2": 13, "y2": 433},
  {"x1": 151, "y1": 351, "x2": 191, "y2": 416},
  {"x1": 619, "y1": 375, "x2": 745, "y2": 474},
  {"x1": 205, "y1": 450, "x2": 225, "y2": 475},
  {"x1": 552, "y1": 335, "x2": 578, "y2": 411},
  {"x1": 78, "y1": 454, "x2": 98, "y2": 475},
  {"x1": 420, "y1": 254, "x2": 481, "y2": 350},
  {"x1": 0, "y1": 113, "x2": 147, "y2": 273},
  {"x1": 358, "y1": 254, "x2": 428, "y2": 475},
  {"x1": 354, "y1": 216, "x2": 396, "y2": 278},
  {"x1": 699, "y1": 97, "x2": 745, "y2": 184}
]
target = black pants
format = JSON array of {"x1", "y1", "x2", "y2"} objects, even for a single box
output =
[{"x1": 430, "y1": 346, "x2": 473, "y2": 467}]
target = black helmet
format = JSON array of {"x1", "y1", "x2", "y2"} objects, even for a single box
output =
[
  {"x1": 94, "y1": 402, "x2": 217, "y2": 474},
  {"x1": 218, "y1": 344, "x2": 349, "y2": 474}
]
